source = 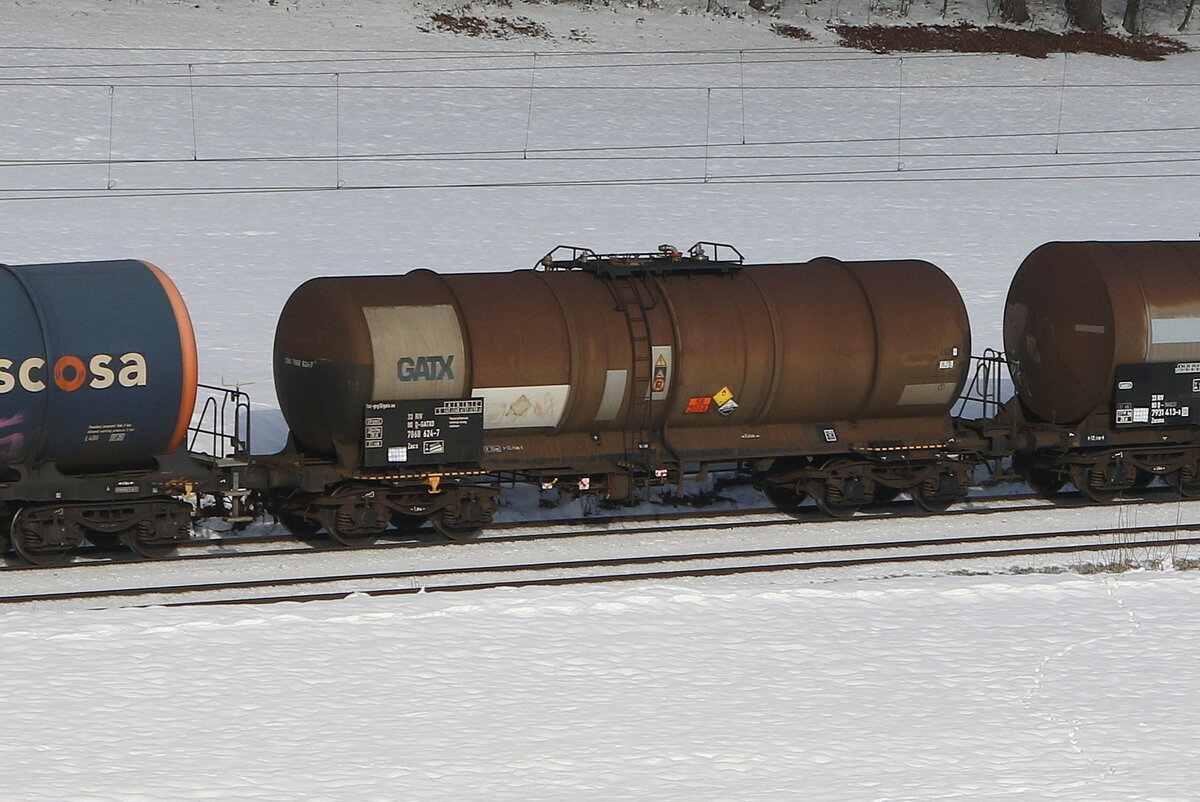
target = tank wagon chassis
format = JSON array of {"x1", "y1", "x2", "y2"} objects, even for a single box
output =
[
  {"x1": 754, "y1": 451, "x2": 977, "y2": 518},
  {"x1": 0, "y1": 383, "x2": 253, "y2": 564},
  {"x1": 1, "y1": 464, "x2": 198, "y2": 564},
  {"x1": 253, "y1": 456, "x2": 500, "y2": 546},
  {"x1": 957, "y1": 351, "x2": 1200, "y2": 504}
]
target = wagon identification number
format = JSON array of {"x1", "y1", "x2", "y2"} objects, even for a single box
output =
[
  {"x1": 1114, "y1": 362, "x2": 1200, "y2": 428},
  {"x1": 363, "y1": 398, "x2": 484, "y2": 468}
]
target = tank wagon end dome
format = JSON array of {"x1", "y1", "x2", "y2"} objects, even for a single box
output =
[
  {"x1": 0, "y1": 259, "x2": 197, "y2": 472},
  {"x1": 1004, "y1": 241, "x2": 1200, "y2": 425},
  {"x1": 141, "y1": 260, "x2": 198, "y2": 453}
]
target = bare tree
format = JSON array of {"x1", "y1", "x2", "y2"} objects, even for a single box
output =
[
  {"x1": 1123, "y1": 0, "x2": 1141, "y2": 31},
  {"x1": 999, "y1": 0, "x2": 1031, "y2": 22},
  {"x1": 1065, "y1": 0, "x2": 1104, "y2": 29},
  {"x1": 1182, "y1": 0, "x2": 1198, "y2": 30}
]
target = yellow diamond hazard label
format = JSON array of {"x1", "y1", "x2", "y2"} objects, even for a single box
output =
[{"x1": 713, "y1": 386, "x2": 734, "y2": 406}]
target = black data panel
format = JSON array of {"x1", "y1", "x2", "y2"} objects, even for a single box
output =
[
  {"x1": 363, "y1": 398, "x2": 484, "y2": 468},
  {"x1": 1113, "y1": 362, "x2": 1200, "y2": 427}
]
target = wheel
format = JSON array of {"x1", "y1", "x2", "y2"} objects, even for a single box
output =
[
  {"x1": 1070, "y1": 463, "x2": 1129, "y2": 504},
  {"x1": 1025, "y1": 468, "x2": 1067, "y2": 498},
  {"x1": 764, "y1": 483, "x2": 807, "y2": 515},
  {"x1": 910, "y1": 471, "x2": 964, "y2": 513},
  {"x1": 1166, "y1": 468, "x2": 1200, "y2": 499},
  {"x1": 120, "y1": 520, "x2": 181, "y2": 560},
  {"x1": 1013, "y1": 454, "x2": 1066, "y2": 498},
  {"x1": 431, "y1": 509, "x2": 483, "y2": 541},
  {"x1": 10, "y1": 509, "x2": 81, "y2": 566},
  {"x1": 320, "y1": 502, "x2": 388, "y2": 548},
  {"x1": 911, "y1": 486, "x2": 955, "y2": 513},
  {"x1": 807, "y1": 479, "x2": 862, "y2": 519}
]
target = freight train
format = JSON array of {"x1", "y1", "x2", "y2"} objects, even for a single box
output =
[{"x1": 2, "y1": 241, "x2": 1198, "y2": 564}]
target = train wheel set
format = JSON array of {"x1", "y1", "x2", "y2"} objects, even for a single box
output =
[{"x1": 3, "y1": 240, "x2": 1200, "y2": 564}]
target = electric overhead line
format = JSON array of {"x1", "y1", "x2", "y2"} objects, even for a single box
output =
[
  {"x1": 3, "y1": 152, "x2": 1199, "y2": 198},
  {"x1": 2, "y1": 124, "x2": 1195, "y2": 168},
  {"x1": 3, "y1": 167, "x2": 1199, "y2": 203}
]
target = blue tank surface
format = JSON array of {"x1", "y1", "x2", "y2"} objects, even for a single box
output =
[{"x1": 0, "y1": 259, "x2": 197, "y2": 473}]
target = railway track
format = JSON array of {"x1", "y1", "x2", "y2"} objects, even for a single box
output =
[
  {"x1": 2, "y1": 485, "x2": 1185, "y2": 574},
  {"x1": 6, "y1": 496, "x2": 1200, "y2": 610}
]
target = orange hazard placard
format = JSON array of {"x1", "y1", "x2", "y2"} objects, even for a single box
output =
[{"x1": 685, "y1": 397, "x2": 713, "y2": 414}]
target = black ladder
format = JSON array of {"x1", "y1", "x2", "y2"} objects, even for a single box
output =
[{"x1": 609, "y1": 275, "x2": 658, "y2": 468}]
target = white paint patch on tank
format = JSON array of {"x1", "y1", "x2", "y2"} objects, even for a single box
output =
[
  {"x1": 363, "y1": 305, "x2": 466, "y2": 401},
  {"x1": 595, "y1": 369, "x2": 627, "y2": 421},
  {"x1": 897, "y1": 382, "x2": 956, "y2": 406},
  {"x1": 1151, "y1": 317, "x2": 1200, "y2": 344},
  {"x1": 474, "y1": 385, "x2": 570, "y2": 429}
]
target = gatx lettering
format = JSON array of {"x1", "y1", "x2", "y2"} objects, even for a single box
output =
[
  {"x1": 397, "y1": 355, "x2": 455, "y2": 382},
  {"x1": 0, "y1": 353, "x2": 148, "y2": 394}
]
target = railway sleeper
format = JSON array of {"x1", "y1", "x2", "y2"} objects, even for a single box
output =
[
  {"x1": 270, "y1": 482, "x2": 500, "y2": 547},
  {"x1": 5, "y1": 498, "x2": 193, "y2": 564}
]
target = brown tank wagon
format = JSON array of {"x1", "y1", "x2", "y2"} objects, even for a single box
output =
[
  {"x1": 998, "y1": 241, "x2": 1200, "y2": 502},
  {"x1": 260, "y1": 243, "x2": 975, "y2": 542}
]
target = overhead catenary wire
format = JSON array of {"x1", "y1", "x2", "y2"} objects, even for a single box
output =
[
  {"x1": 2, "y1": 168, "x2": 1199, "y2": 203},
  {"x1": 3, "y1": 152, "x2": 1199, "y2": 196},
  {"x1": 3, "y1": 78, "x2": 1199, "y2": 90},
  {"x1": 1, "y1": 124, "x2": 1196, "y2": 168}
]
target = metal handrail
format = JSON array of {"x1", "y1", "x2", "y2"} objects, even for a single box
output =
[
  {"x1": 954, "y1": 349, "x2": 1009, "y2": 420},
  {"x1": 188, "y1": 383, "x2": 251, "y2": 459}
]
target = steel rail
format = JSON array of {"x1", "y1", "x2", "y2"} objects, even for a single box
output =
[{"x1": 6, "y1": 518, "x2": 1198, "y2": 608}]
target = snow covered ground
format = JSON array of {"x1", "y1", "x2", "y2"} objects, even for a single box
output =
[
  {"x1": 5, "y1": 570, "x2": 1200, "y2": 800},
  {"x1": 3, "y1": 2, "x2": 1200, "y2": 799}
]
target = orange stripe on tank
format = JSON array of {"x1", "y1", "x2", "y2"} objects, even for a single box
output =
[{"x1": 143, "y1": 260, "x2": 198, "y2": 454}]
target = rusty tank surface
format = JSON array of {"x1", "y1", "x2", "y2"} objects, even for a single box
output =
[
  {"x1": 1005, "y1": 241, "x2": 1200, "y2": 426},
  {"x1": 273, "y1": 244, "x2": 970, "y2": 486}
]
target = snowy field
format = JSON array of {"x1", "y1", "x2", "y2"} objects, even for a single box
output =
[
  {"x1": 4, "y1": 570, "x2": 1200, "y2": 801},
  {"x1": 3, "y1": 1, "x2": 1200, "y2": 799}
]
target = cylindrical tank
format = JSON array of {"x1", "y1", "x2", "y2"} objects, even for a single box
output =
[
  {"x1": 274, "y1": 257, "x2": 970, "y2": 460},
  {"x1": 1004, "y1": 241, "x2": 1200, "y2": 425},
  {"x1": 0, "y1": 260, "x2": 197, "y2": 473}
]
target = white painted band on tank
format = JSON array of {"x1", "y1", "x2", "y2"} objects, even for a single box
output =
[
  {"x1": 595, "y1": 369, "x2": 627, "y2": 421},
  {"x1": 1151, "y1": 317, "x2": 1200, "y2": 344},
  {"x1": 363, "y1": 305, "x2": 466, "y2": 401},
  {"x1": 474, "y1": 385, "x2": 570, "y2": 429},
  {"x1": 897, "y1": 382, "x2": 956, "y2": 406}
]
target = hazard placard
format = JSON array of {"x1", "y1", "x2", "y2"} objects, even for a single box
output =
[
  {"x1": 685, "y1": 396, "x2": 713, "y2": 414},
  {"x1": 651, "y1": 355, "x2": 668, "y2": 393},
  {"x1": 713, "y1": 386, "x2": 734, "y2": 406},
  {"x1": 647, "y1": 346, "x2": 672, "y2": 401}
]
